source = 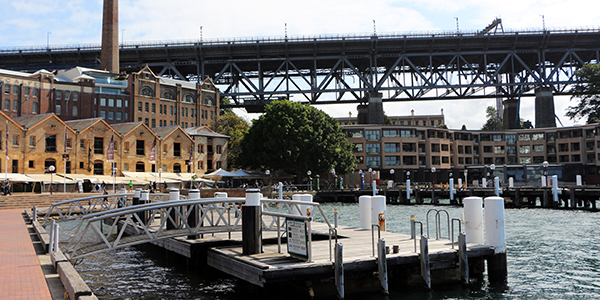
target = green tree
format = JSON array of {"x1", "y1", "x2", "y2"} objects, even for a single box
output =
[
  {"x1": 567, "y1": 63, "x2": 600, "y2": 123},
  {"x1": 481, "y1": 106, "x2": 503, "y2": 130},
  {"x1": 238, "y1": 100, "x2": 357, "y2": 179},
  {"x1": 213, "y1": 111, "x2": 250, "y2": 168}
]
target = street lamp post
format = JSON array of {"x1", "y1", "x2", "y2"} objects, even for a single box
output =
[
  {"x1": 331, "y1": 169, "x2": 336, "y2": 190},
  {"x1": 48, "y1": 165, "x2": 55, "y2": 195},
  {"x1": 390, "y1": 169, "x2": 395, "y2": 188},
  {"x1": 265, "y1": 170, "x2": 271, "y2": 197},
  {"x1": 158, "y1": 168, "x2": 162, "y2": 191},
  {"x1": 464, "y1": 169, "x2": 468, "y2": 188},
  {"x1": 113, "y1": 167, "x2": 118, "y2": 193},
  {"x1": 368, "y1": 168, "x2": 372, "y2": 188},
  {"x1": 490, "y1": 164, "x2": 496, "y2": 188},
  {"x1": 543, "y1": 161, "x2": 549, "y2": 187},
  {"x1": 431, "y1": 167, "x2": 436, "y2": 204},
  {"x1": 431, "y1": 167, "x2": 436, "y2": 188},
  {"x1": 307, "y1": 170, "x2": 312, "y2": 191}
]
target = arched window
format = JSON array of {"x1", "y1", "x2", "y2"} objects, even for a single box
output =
[
  {"x1": 162, "y1": 91, "x2": 176, "y2": 100},
  {"x1": 140, "y1": 87, "x2": 154, "y2": 97},
  {"x1": 136, "y1": 161, "x2": 145, "y2": 172},
  {"x1": 173, "y1": 163, "x2": 181, "y2": 173},
  {"x1": 184, "y1": 94, "x2": 195, "y2": 103},
  {"x1": 203, "y1": 97, "x2": 213, "y2": 106}
]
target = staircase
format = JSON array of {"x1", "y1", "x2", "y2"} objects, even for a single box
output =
[{"x1": 0, "y1": 193, "x2": 93, "y2": 210}]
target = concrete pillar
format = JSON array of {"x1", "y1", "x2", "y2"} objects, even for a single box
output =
[
  {"x1": 502, "y1": 98, "x2": 520, "y2": 129},
  {"x1": 356, "y1": 104, "x2": 368, "y2": 124},
  {"x1": 367, "y1": 92, "x2": 384, "y2": 124},
  {"x1": 535, "y1": 87, "x2": 557, "y2": 128},
  {"x1": 101, "y1": 0, "x2": 119, "y2": 73}
]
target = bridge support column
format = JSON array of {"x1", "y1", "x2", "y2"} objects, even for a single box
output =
[
  {"x1": 502, "y1": 98, "x2": 520, "y2": 129},
  {"x1": 535, "y1": 87, "x2": 557, "y2": 128},
  {"x1": 367, "y1": 92, "x2": 384, "y2": 125},
  {"x1": 243, "y1": 189, "x2": 262, "y2": 255}
]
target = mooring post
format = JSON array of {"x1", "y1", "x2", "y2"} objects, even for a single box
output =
[
  {"x1": 449, "y1": 178, "x2": 457, "y2": 204},
  {"x1": 484, "y1": 196, "x2": 507, "y2": 284},
  {"x1": 406, "y1": 179, "x2": 412, "y2": 202},
  {"x1": 551, "y1": 175, "x2": 561, "y2": 207},
  {"x1": 359, "y1": 196, "x2": 371, "y2": 229},
  {"x1": 576, "y1": 175, "x2": 582, "y2": 186},
  {"x1": 410, "y1": 215, "x2": 415, "y2": 239},
  {"x1": 334, "y1": 242, "x2": 344, "y2": 299},
  {"x1": 132, "y1": 188, "x2": 141, "y2": 206},
  {"x1": 48, "y1": 219, "x2": 55, "y2": 254},
  {"x1": 139, "y1": 190, "x2": 149, "y2": 225},
  {"x1": 463, "y1": 197, "x2": 484, "y2": 244},
  {"x1": 334, "y1": 208, "x2": 338, "y2": 228},
  {"x1": 187, "y1": 189, "x2": 200, "y2": 240},
  {"x1": 377, "y1": 238, "x2": 389, "y2": 294},
  {"x1": 494, "y1": 177, "x2": 501, "y2": 197},
  {"x1": 53, "y1": 223, "x2": 60, "y2": 253},
  {"x1": 242, "y1": 189, "x2": 262, "y2": 255},
  {"x1": 458, "y1": 232, "x2": 469, "y2": 285},
  {"x1": 420, "y1": 235, "x2": 431, "y2": 289},
  {"x1": 371, "y1": 196, "x2": 386, "y2": 231},
  {"x1": 278, "y1": 182, "x2": 283, "y2": 199},
  {"x1": 167, "y1": 189, "x2": 180, "y2": 230}
]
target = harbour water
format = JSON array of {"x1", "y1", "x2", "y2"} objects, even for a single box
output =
[{"x1": 75, "y1": 203, "x2": 600, "y2": 299}]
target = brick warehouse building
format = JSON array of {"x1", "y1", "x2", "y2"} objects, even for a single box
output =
[{"x1": 0, "y1": 110, "x2": 228, "y2": 176}]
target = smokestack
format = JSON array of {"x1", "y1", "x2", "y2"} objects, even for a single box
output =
[{"x1": 101, "y1": 0, "x2": 119, "y2": 73}]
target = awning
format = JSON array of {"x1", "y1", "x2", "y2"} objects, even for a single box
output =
[
  {"x1": 0, "y1": 173, "x2": 43, "y2": 182},
  {"x1": 122, "y1": 171, "x2": 180, "y2": 183}
]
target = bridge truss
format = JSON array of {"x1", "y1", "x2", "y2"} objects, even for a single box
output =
[{"x1": 1, "y1": 28, "x2": 599, "y2": 107}]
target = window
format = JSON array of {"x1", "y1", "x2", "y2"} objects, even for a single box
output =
[
  {"x1": 384, "y1": 143, "x2": 399, "y2": 153},
  {"x1": 519, "y1": 145, "x2": 531, "y2": 154},
  {"x1": 45, "y1": 134, "x2": 57, "y2": 152},
  {"x1": 3, "y1": 100, "x2": 8, "y2": 110},
  {"x1": 136, "y1": 140, "x2": 145, "y2": 155},
  {"x1": 365, "y1": 130, "x2": 380, "y2": 140},
  {"x1": 532, "y1": 133, "x2": 545, "y2": 140},
  {"x1": 492, "y1": 134, "x2": 503, "y2": 141},
  {"x1": 124, "y1": 141, "x2": 129, "y2": 152},
  {"x1": 141, "y1": 87, "x2": 153, "y2": 97},
  {"x1": 24, "y1": 87, "x2": 30, "y2": 96},
  {"x1": 116, "y1": 99, "x2": 122, "y2": 107},
  {"x1": 559, "y1": 143, "x2": 569, "y2": 152},
  {"x1": 403, "y1": 143, "x2": 416, "y2": 152},
  {"x1": 170, "y1": 106, "x2": 174, "y2": 115},
  {"x1": 547, "y1": 144, "x2": 556, "y2": 154},
  {"x1": 125, "y1": 100, "x2": 128, "y2": 108},
  {"x1": 458, "y1": 145, "x2": 464, "y2": 154},
  {"x1": 185, "y1": 94, "x2": 195, "y2": 103},
  {"x1": 29, "y1": 136, "x2": 36, "y2": 147},
  {"x1": 72, "y1": 106, "x2": 78, "y2": 116},
  {"x1": 162, "y1": 91, "x2": 176, "y2": 100},
  {"x1": 382, "y1": 130, "x2": 398, "y2": 138},
  {"x1": 94, "y1": 137, "x2": 104, "y2": 154},
  {"x1": 66, "y1": 138, "x2": 71, "y2": 148},
  {"x1": 442, "y1": 156, "x2": 449, "y2": 164},
  {"x1": 13, "y1": 101, "x2": 18, "y2": 111},
  {"x1": 351, "y1": 143, "x2": 363, "y2": 153},
  {"x1": 152, "y1": 103, "x2": 156, "y2": 113},
  {"x1": 400, "y1": 130, "x2": 413, "y2": 137},
  {"x1": 571, "y1": 142, "x2": 580, "y2": 151},
  {"x1": 533, "y1": 144, "x2": 544, "y2": 152},
  {"x1": 80, "y1": 139, "x2": 85, "y2": 150},
  {"x1": 217, "y1": 145, "x2": 222, "y2": 154},
  {"x1": 56, "y1": 91, "x2": 61, "y2": 100},
  {"x1": 520, "y1": 157, "x2": 531, "y2": 164},
  {"x1": 483, "y1": 146, "x2": 492, "y2": 153},
  {"x1": 53, "y1": 104, "x2": 61, "y2": 115},
  {"x1": 518, "y1": 134, "x2": 531, "y2": 141},
  {"x1": 100, "y1": 98, "x2": 106, "y2": 106},
  {"x1": 108, "y1": 98, "x2": 114, "y2": 107},
  {"x1": 108, "y1": 111, "x2": 114, "y2": 120},
  {"x1": 151, "y1": 119, "x2": 155, "y2": 127},
  {"x1": 72, "y1": 93, "x2": 77, "y2": 101},
  {"x1": 507, "y1": 146, "x2": 516, "y2": 155},
  {"x1": 198, "y1": 144, "x2": 204, "y2": 153},
  {"x1": 366, "y1": 143, "x2": 380, "y2": 153},
  {"x1": 145, "y1": 102, "x2": 149, "y2": 112},
  {"x1": 432, "y1": 144, "x2": 441, "y2": 152},
  {"x1": 64, "y1": 91, "x2": 69, "y2": 100},
  {"x1": 484, "y1": 157, "x2": 494, "y2": 164},
  {"x1": 100, "y1": 111, "x2": 106, "y2": 119},
  {"x1": 3, "y1": 85, "x2": 8, "y2": 93},
  {"x1": 32, "y1": 102, "x2": 38, "y2": 114},
  {"x1": 138, "y1": 102, "x2": 143, "y2": 112},
  {"x1": 494, "y1": 146, "x2": 505, "y2": 154},
  {"x1": 29, "y1": 160, "x2": 34, "y2": 168},
  {"x1": 173, "y1": 142, "x2": 182, "y2": 157},
  {"x1": 385, "y1": 156, "x2": 400, "y2": 165},
  {"x1": 366, "y1": 156, "x2": 380, "y2": 166},
  {"x1": 441, "y1": 144, "x2": 449, "y2": 151},
  {"x1": 346, "y1": 130, "x2": 363, "y2": 138}
]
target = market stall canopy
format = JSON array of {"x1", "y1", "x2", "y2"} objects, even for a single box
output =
[
  {"x1": 27, "y1": 174, "x2": 76, "y2": 183},
  {"x1": 0, "y1": 173, "x2": 42, "y2": 182},
  {"x1": 203, "y1": 168, "x2": 235, "y2": 177},
  {"x1": 229, "y1": 169, "x2": 261, "y2": 178},
  {"x1": 160, "y1": 172, "x2": 214, "y2": 183},
  {"x1": 121, "y1": 172, "x2": 182, "y2": 184}
]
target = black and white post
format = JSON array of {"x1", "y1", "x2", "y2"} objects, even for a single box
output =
[{"x1": 242, "y1": 189, "x2": 262, "y2": 255}]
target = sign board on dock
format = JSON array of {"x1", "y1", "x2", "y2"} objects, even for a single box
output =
[{"x1": 286, "y1": 218, "x2": 308, "y2": 260}]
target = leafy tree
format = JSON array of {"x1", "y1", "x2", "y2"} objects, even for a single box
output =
[
  {"x1": 567, "y1": 63, "x2": 600, "y2": 123},
  {"x1": 238, "y1": 100, "x2": 357, "y2": 180},
  {"x1": 461, "y1": 124, "x2": 467, "y2": 130},
  {"x1": 384, "y1": 114, "x2": 393, "y2": 125},
  {"x1": 213, "y1": 111, "x2": 249, "y2": 168},
  {"x1": 481, "y1": 106, "x2": 503, "y2": 130},
  {"x1": 437, "y1": 124, "x2": 448, "y2": 129}
]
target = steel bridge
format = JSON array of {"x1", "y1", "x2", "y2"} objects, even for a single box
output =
[
  {"x1": 40, "y1": 194, "x2": 333, "y2": 261},
  {"x1": 1, "y1": 28, "x2": 599, "y2": 107}
]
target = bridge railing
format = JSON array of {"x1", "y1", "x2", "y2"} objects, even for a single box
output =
[
  {"x1": 53, "y1": 196, "x2": 334, "y2": 261},
  {"x1": 39, "y1": 193, "x2": 171, "y2": 226}
]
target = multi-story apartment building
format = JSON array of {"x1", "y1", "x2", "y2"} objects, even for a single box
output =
[
  {"x1": 338, "y1": 109, "x2": 446, "y2": 127},
  {"x1": 346, "y1": 123, "x2": 600, "y2": 185}
]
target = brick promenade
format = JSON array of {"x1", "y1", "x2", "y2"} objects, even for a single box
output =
[{"x1": 0, "y1": 209, "x2": 52, "y2": 299}]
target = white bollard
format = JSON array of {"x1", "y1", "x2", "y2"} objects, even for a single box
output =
[
  {"x1": 371, "y1": 195, "x2": 386, "y2": 231},
  {"x1": 300, "y1": 194, "x2": 313, "y2": 217},
  {"x1": 189, "y1": 189, "x2": 200, "y2": 199},
  {"x1": 482, "y1": 178, "x2": 487, "y2": 188},
  {"x1": 53, "y1": 223, "x2": 60, "y2": 253},
  {"x1": 359, "y1": 196, "x2": 372, "y2": 229},
  {"x1": 215, "y1": 192, "x2": 228, "y2": 198},
  {"x1": 406, "y1": 179, "x2": 412, "y2": 200},
  {"x1": 508, "y1": 177, "x2": 514, "y2": 188},
  {"x1": 541, "y1": 175, "x2": 547, "y2": 187},
  {"x1": 576, "y1": 175, "x2": 582, "y2": 186},
  {"x1": 292, "y1": 194, "x2": 303, "y2": 216},
  {"x1": 278, "y1": 182, "x2": 283, "y2": 199},
  {"x1": 552, "y1": 175, "x2": 561, "y2": 203},
  {"x1": 372, "y1": 180, "x2": 377, "y2": 196},
  {"x1": 463, "y1": 197, "x2": 484, "y2": 245},
  {"x1": 484, "y1": 197, "x2": 506, "y2": 254},
  {"x1": 458, "y1": 178, "x2": 463, "y2": 189},
  {"x1": 449, "y1": 178, "x2": 456, "y2": 201}
]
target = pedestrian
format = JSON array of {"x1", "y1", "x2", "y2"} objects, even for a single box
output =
[
  {"x1": 129, "y1": 180, "x2": 133, "y2": 191},
  {"x1": 4, "y1": 180, "x2": 10, "y2": 196}
]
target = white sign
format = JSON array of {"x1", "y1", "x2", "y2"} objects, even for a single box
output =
[{"x1": 286, "y1": 219, "x2": 308, "y2": 258}]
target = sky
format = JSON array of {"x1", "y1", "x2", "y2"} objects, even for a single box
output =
[{"x1": 0, "y1": 0, "x2": 598, "y2": 129}]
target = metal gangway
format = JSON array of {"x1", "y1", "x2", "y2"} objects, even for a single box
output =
[{"x1": 46, "y1": 195, "x2": 334, "y2": 261}]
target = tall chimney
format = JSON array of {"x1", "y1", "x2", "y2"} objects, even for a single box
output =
[{"x1": 101, "y1": 0, "x2": 119, "y2": 73}]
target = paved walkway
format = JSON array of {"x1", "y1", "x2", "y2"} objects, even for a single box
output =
[{"x1": 0, "y1": 209, "x2": 52, "y2": 299}]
